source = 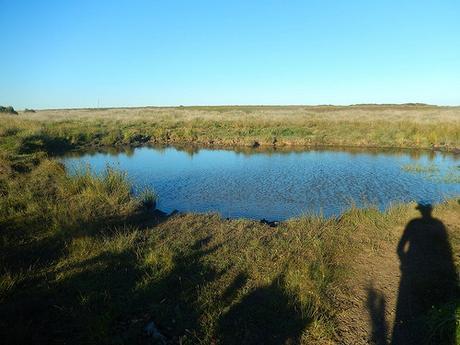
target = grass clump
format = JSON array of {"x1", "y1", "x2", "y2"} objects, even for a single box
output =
[
  {"x1": 139, "y1": 187, "x2": 157, "y2": 210},
  {"x1": 442, "y1": 170, "x2": 460, "y2": 184},
  {"x1": 401, "y1": 162, "x2": 440, "y2": 173},
  {"x1": 402, "y1": 163, "x2": 460, "y2": 184}
]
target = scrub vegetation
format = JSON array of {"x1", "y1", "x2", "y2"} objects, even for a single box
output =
[{"x1": 0, "y1": 105, "x2": 459, "y2": 344}]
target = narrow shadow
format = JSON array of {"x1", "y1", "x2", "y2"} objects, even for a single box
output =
[
  {"x1": 392, "y1": 203, "x2": 458, "y2": 344},
  {"x1": 367, "y1": 283, "x2": 388, "y2": 345},
  {"x1": 221, "y1": 272, "x2": 248, "y2": 303}
]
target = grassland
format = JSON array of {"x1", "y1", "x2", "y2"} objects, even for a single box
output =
[
  {"x1": 3, "y1": 104, "x2": 460, "y2": 151},
  {"x1": 0, "y1": 105, "x2": 459, "y2": 344}
]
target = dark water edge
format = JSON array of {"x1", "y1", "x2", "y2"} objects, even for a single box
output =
[
  {"x1": 59, "y1": 142, "x2": 460, "y2": 158},
  {"x1": 61, "y1": 145, "x2": 460, "y2": 221}
]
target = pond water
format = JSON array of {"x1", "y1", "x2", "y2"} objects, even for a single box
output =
[{"x1": 62, "y1": 146, "x2": 460, "y2": 220}]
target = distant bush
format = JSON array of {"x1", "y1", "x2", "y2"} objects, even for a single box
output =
[
  {"x1": 0, "y1": 106, "x2": 18, "y2": 115},
  {"x1": 24, "y1": 108, "x2": 36, "y2": 113}
]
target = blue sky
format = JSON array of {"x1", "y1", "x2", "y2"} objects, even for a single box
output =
[{"x1": 1, "y1": 0, "x2": 459, "y2": 109}]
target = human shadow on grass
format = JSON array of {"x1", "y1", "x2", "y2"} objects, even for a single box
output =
[
  {"x1": 0, "y1": 248, "x2": 143, "y2": 345},
  {"x1": 218, "y1": 272, "x2": 311, "y2": 345},
  {"x1": 368, "y1": 203, "x2": 458, "y2": 345},
  {"x1": 135, "y1": 235, "x2": 225, "y2": 343},
  {"x1": 0, "y1": 209, "x2": 173, "y2": 345},
  {"x1": 0, "y1": 208, "x2": 168, "y2": 276},
  {"x1": 2, "y1": 224, "x2": 232, "y2": 345}
]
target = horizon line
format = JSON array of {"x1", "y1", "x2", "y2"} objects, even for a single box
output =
[{"x1": 11, "y1": 102, "x2": 460, "y2": 111}]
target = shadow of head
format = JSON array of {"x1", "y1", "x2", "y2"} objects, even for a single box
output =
[{"x1": 415, "y1": 202, "x2": 433, "y2": 220}]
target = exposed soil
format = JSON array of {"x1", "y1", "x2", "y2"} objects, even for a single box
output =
[
  {"x1": 336, "y1": 207, "x2": 459, "y2": 345},
  {"x1": 336, "y1": 239, "x2": 401, "y2": 344}
]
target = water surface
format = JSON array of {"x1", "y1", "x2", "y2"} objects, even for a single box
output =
[{"x1": 62, "y1": 146, "x2": 460, "y2": 220}]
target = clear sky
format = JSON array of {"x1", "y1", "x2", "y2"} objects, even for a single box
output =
[{"x1": 1, "y1": 0, "x2": 459, "y2": 109}]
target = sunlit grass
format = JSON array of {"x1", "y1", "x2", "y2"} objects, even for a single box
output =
[
  {"x1": 2, "y1": 104, "x2": 460, "y2": 152},
  {"x1": 0, "y1": 107, "x2": 459, "y2": 343}
]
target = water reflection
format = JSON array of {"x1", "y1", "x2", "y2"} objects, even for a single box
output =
[{"x1": 61, "y1": 146, "x2": 460, "y2": 220}]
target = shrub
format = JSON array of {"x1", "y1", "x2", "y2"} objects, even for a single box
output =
[{"x1": 0, "y1": 106, "x2": 18, "y2": 115}]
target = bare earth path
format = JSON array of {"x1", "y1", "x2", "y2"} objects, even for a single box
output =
[
  {"x1": 336, "y1": 239, "x2": 401, "y2": 344},
  {"x1": 335, "y1": 206, "x2": 460, "y2": 345}
]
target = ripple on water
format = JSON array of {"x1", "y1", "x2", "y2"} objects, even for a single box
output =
[{"x1": 61, "y1": 147, "x2": 460, "y2": 220}]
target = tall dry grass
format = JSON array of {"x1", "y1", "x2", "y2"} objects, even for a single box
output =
[{"x1": 3, "y1": 104, "x2": 459, "y2": 150}]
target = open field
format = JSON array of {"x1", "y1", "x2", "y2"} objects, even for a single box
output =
[
  {"x1": 2, "y1": 104, "x2": 460, "y2": 151},
  {"x1": 0, "y1": 105, "x2": 459, "y2": 344}
]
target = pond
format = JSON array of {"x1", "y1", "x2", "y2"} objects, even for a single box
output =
[{"x1": 61, "y1": 146, "x2": 460, "y2": 220}]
